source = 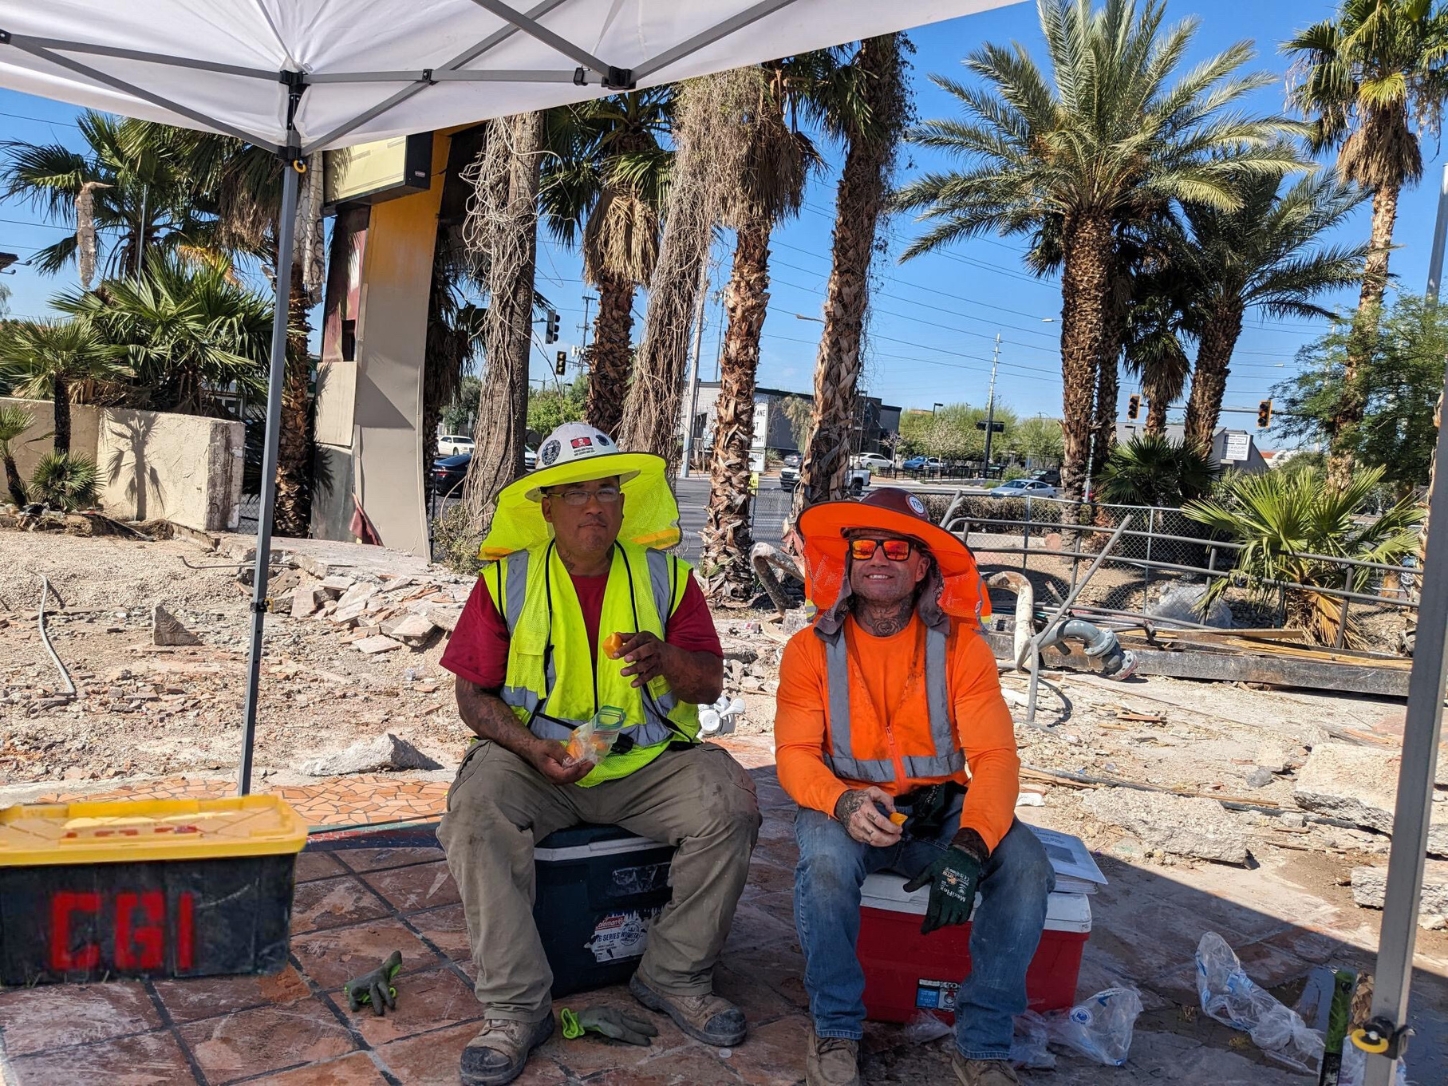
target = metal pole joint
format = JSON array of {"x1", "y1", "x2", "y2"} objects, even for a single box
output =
[{"x1": 1351, "y1": 1018, "x2": 1413, "y2": 1061}]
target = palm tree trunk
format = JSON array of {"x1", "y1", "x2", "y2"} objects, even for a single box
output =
[
  {"x1": 3, "y1": 453, "x2": 25, "y2": 507},
  {"x1": 273, "y1": 261, "x2": 314, "y2": 537},
  {"x1": 1182, "y1": 308, "x2": 1242, "y2": 455},
  {"x1": 1329, "y1": 180, "x2": 1400, "y2": 487},
  {"x1": 795, "y1": 34, "x2": 907, "y2": 516},
  {"x1": 700, "y1": 218, "x2": 771, "y2": 602},
  {"x1": 620, "y1": 73, "x2": 752, "y2": 467},
  {"x1": 1091, "y1": 355, "x2": 1120, "y2": 486},
  {"x1": 1057, "y1": 213, "x2": 1114, "y2": 504},
  {"x1": 463, "y1": 112, "x2": 544, "y2": 536},
  {"x1": 52, "y1": 375, "x2": 71, "y2": 456},
  {"x1": 1144, "y1": 380, "x2": 1170, "y2": 435},
  {"x1": 584, "y1": 271, "x2": 636, "y2": 436}
]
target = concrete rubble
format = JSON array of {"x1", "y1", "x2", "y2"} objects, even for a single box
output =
[
  {"x1": 297, "y1": 732, "x2": 442, "y2": 776},
  {"x1": 1294, "y1": 742, "x2": 1448, "y2": 856},
  {"x1": 1081, "y1": 788, "x2": 1250, "y2": 864},
  {"x1": 151, "y1": 604, "x2": 201, "y2": 646},
  {"x1": 1350, "y1": 861, "x2": 1448, "y2": 929}
]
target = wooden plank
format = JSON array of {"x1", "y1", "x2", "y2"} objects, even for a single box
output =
[{"x1": 987, "y1": 631, "x2": 1410, "y2": 698}]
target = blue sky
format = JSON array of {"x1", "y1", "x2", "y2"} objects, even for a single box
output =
[{"x1": 1, "y1": 1, "x2": 1442, "y2": 449}]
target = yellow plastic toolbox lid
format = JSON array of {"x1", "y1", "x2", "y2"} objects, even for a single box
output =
[{"x1": 0, "y1": 795, "x2": 309, "y2": 867}]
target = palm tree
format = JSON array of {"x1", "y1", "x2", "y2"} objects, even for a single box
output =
[
  {"x1": 620, "y1": 72, "x2": 759, "y2": 465},
  {"x1": 1171, "y1": 172, "x2": 1368, "y2": 450},
  {"x1": 1122, "y1": 285, "x2": 1192, "y2": 435},
  {"x1": 1096, "y1": 432, "x2": 1219, "y2": 506},
  {"x1": 794, "y1": 33, "x2": 912, "y2": 513},
  {"x1": 0, "y1": 402, "x2": 34, "y2": 507},
  {"x1": 1284, "y1": 0, "x2": 1448, "y2": 483},
  {"x1": 699, "y1": 62, "x2": 821, "y2": 601},
  {"x1": 540, "y1": 91, "x2": 672, "y2": 436},
  {"x1": 52, "y1": 256, "x2": 274, "y2": 416},
  {"x1": 462, "y1": 112, "x2": 546, "y2": 537},
  {"x1": 895, "y1": 0, "x2": 1300, "y2": 503},
  {"x1": 1, "y1": 113, "x2": 214, "y2": 283},
  {"x1": 1185, "y1": 464, "x2": 1421, "y2": 644},
  {"x1": 0, "y1": 319, "x2": 128, "y2": 454}
]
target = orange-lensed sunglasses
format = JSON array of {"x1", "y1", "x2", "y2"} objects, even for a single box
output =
[{"x1": 848, "y1": 538, "x2": 914, "y2": 562}]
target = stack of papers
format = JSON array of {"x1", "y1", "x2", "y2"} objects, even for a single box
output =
[{"x1": 1027, "y1": 825, "x2": 1108, "y2": 895}]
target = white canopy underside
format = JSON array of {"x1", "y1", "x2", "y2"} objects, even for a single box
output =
[{"x1": 0, "y1": 0, "x2": 1018, "y2": 153}]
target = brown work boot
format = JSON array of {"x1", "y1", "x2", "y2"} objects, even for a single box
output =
[
  {"x1": 629, "y1": 973, "x2": 746, "y2": 1046},
  {"x1": 951, "y1": 1052, "x2": 1019, "y2": 1086},
  {"x1": 806, "y1": 1032, "x2": 862, "y2": 1086},
  {"x1": 460, "y1": 1015, "x2": 554, "y2": 1086}
]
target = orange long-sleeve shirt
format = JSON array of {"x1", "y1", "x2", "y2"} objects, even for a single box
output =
[{"x1": 774, "y1": 615, "x2": 1020, "y2": 852}]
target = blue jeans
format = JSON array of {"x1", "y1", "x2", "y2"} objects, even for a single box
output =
[{"x1": 793, "y1": 802, "x2": 1054, "y2": 1060}]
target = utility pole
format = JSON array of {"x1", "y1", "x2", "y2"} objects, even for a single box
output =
[
  {"x1": 580, "y1": 293, "x2": 595, "y2": 351},
  {"x1": 679, "y1": 263, "x2": 709, "y2": 479},
  {"x1": 1428, "y1": 164, "x2": 1448, "y2": 305},
  {"x1": 983, "y1": 332, "x2": 1001, "y2": 475}
]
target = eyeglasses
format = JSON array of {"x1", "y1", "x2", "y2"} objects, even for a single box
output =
[
  {"x1": 550, "y1": 485, "x2": 621, "y2": 507},
  {"x1": 848, "y1": 538, "x2": 913, "y2": 562}
]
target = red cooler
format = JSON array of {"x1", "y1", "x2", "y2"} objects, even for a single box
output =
[{"x1": 858, "y1": 875, "x2": 1092, "y2": 1023}]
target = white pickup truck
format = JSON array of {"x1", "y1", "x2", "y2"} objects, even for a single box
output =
[{"x1": 779, "y1": 464, "x2": 870, "y2": 495}]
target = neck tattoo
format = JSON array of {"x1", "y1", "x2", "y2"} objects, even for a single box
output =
[{"x1": 853, "y1": 597, "x2": 914, "y2": 637}]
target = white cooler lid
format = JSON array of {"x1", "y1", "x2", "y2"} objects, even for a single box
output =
[
  {"x1": 534, "y1": 833, "x2": 667, "y2": 861},
  {"x1": 861, "y1": 873, "x2": 1092, "y2": 934}
]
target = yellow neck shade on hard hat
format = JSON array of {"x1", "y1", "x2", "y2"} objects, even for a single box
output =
[{"x1": 479, "y1": 451, "x2": 681, "y2": 561}]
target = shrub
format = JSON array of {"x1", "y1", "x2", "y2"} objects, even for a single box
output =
[
  {"x1": 29, "y1": 452, "x2": 100, "y2": 511},
  {"x1": 1097, "y1": 434, "x2": 1220, "y2": 507}
]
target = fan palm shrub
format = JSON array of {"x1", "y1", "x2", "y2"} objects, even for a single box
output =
[
  {"x1": 0, "y1": 403, "x2": 35, "y2": 507},
  {"x1": 29, "y1": 451, "x2": 100, "y2": 511},
  {"x1": 0, "y1": 319, "x2": 128, "y2": 454},
  {"x1": 1183, "y1": 465, "x2": 1421, "y2": 644},
  {"x1": 1097, "y1": 433, "x2": 1219, "y2": 507}
]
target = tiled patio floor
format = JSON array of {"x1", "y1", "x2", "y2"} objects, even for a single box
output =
[{"x1": 4, "y1": 737, "x2": 1445, "y2": 1085}]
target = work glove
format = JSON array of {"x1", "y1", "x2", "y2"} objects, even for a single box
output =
[
  {"x1": 903, "y1": 841, "x2": 984, "y2": 935},
  {"x1": 903, "y1": 782, "x2": 960, "y2": 838},
  {"x1": 344, "y1": 951, "x2": 402, "y2": 1015},
  {"x1": 560, "y1": 1005, "x2": 660, "y2": 1046}
]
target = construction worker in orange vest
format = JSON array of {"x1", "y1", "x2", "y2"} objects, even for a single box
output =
[{"x1": 775, "y1": 488, "x2": 1054, "y2": 1086}]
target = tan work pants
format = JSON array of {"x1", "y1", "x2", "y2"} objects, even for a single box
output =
[{"x1": 436, "y1": 740, "x2": 761, "y2": 1023}]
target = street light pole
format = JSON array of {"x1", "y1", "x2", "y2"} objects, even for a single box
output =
[
  {"x1": 679, "y1": 262, "x2": 709, "y2": 479},
  {"x1": 983, "y1": 332, "x2": 1001, "y2": 475}
]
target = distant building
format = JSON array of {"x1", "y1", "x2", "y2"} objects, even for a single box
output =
[
  {"x1": 1114, "y1": 422, "x2": 1269, "y2": 473},
  {"x1": 681, "y1": 383, "x2": 900, "y2": 457}
]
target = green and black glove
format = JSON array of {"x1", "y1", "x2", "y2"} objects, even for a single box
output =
[
  {"x1": 903, "y1": 829, "x2": 988, "y2": 935},
  {"x1": 344, "y1": 951, "x2": 402, "y2": 1015},
  {"x1": 560, "y1": 1005, "x2": 659, "y2": 1046},
  {"x1": 903, "y1": 783, "x2": 960, "y2": 839}
]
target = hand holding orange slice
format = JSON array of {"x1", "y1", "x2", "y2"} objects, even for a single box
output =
[
  {"x1": 888, "y1": 811, "x2": 907, "y2": 826},
  {"x1": 603, "y1": 632, "x2": 626, "y2": 658}
]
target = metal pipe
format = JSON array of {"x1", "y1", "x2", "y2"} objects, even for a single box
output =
[
  {"x1": 679, "y1": 262, "x2": 709, "y2": 478},
  {"x1": 237, "y1": 162, "x2": 300, "y2": 798},
  {"x1": 1362, "y1": 351, "x2": 1448, "y2": 1085}
]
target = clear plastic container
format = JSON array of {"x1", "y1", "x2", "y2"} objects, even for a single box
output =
[{"x1": 564, "y1": 706, "x2": 627, "y2": 766}]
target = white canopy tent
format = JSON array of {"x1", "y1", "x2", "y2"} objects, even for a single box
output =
[{"x1": 0, "y1": 3, "x2": 1436, "y2": 1082}]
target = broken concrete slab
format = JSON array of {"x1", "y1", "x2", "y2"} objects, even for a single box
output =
[
  {"x1": 1293, "y1": 742, "x2": 1448, "y2": 856},
  {"x1": 354, "y1": 634, "x2": 404, "y2": 655},
  {"x1": 297, "y1": 732, "x2": 441, "y2": 776},
  {"x1": 382, "y1": 612, "x2": 437, "y2": 645},
  {"x1": 328, "y1": 601, "x2": 368, "y2": 628},
  {"x1": 1255, "y1": 740, "x2": 1291, "y2": 774},
  {"x1": 1082, "y1": 787, "x2": 1249, "y2": 864},
  {"x1": 1351, "y1": 861, "x2": 1448, "y2": 929},
  {"x1": 423, "y1": 604, "x2": 462, "y2": 633},
  {"x1": 291, "y1": 582, "x2": 323, "y2": 619},
  {"x1": 319, "y1": 574, "x2": 354, "y2": 597},
  {"x1": 336, "y1": 581, "x2": 378, "y2": 609},
  {"x1": 151, "y1": 605, "x2": 201, "y2": 647}
]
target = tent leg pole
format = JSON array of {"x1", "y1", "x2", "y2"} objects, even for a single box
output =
[
  {"x1": 1362, "y1": 366, "x2": 1448, "y2": 1084},
  {"x1": 237, "y1": 163, "x2": 301, "y2": 798}
]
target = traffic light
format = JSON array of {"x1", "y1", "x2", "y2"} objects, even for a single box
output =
[
  {"x1": 1257, "y1": 399, "x2": 1272, "y2": 429},
  {"x1": 555, "y1": 350, "x2": 567, "y2": 377},
  {"x1": 1127, "y1": 393, "x2": 1141, "y2": 421},
  {"x1": 544, "y1": 310, "x2": 560, "y2": 344}
]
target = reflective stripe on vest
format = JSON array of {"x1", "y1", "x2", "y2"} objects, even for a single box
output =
[{"x1": 821, "y1": 622, "x2": 965, "y2": 783}]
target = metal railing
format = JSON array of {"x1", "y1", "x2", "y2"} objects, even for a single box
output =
[{"x1": 937, "y1": 493, "x2": 1418, "y2": 649}]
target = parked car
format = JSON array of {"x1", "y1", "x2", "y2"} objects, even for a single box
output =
[
  {"x1": 989, "y1": 479, "x2": 1057, "y2": 499},
  {"x1": 782, "y1": 451, "x2": 801, "y2": 468},
  {"x1": 524, "y1": 447, "x2": 537, "y2": 470},
  {"x1": 437, "y1": 434, "x2": 474, "y2": 457},
  {"x1": 853, "y1": 452, "x2": 893, "y2": 471},
  {"x1": 432, "y1": 452, "x2": 470, "y2": 497},
  {"x1": 779, "y1": 465, "x2": 799, "y2": 492},
  {"x1": 1031, "y1": 468, "x2": 1061, "y2": 486},
  {"x1": 903, "y1": 455, "x2": 942, "y2": 472}
]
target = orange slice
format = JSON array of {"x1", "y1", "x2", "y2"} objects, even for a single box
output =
[
  {"x1": 888, "y1": 811, "x2": 907, "y2": 826},
  {"x1": 603, "y1": 632, "x2": 626, "y2": 658}
]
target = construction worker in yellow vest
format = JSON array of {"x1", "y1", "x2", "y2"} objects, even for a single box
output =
[{"x1": 437, "y1": 423, "x2": 761, "y2": 1086}]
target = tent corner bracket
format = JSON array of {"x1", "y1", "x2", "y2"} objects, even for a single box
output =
[{"x1": 603, "y1": 66, "x2": 634, "y2": 90}]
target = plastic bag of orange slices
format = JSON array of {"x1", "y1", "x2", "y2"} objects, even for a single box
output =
[{"x1": 563, "y1": 705, "x2": 627, "y2": 766}]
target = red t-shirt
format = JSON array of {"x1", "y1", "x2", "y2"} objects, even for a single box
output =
[{"x1": 440, "y1": 563, "x2": 723, "y2": 690}]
